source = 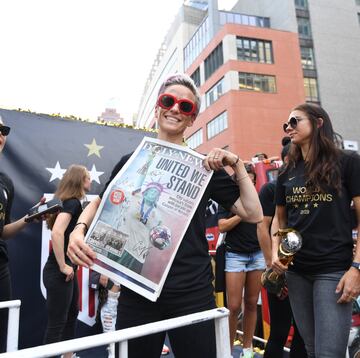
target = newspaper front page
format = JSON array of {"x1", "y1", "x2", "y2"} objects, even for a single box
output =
[{"x1": 85, "y1": 137, "x2": 213, "y2": 301}]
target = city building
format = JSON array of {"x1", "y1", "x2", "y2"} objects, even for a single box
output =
[
  {"x1": 98, "y1": 107, "x2": 124, "y2": 124},
  {"x1": 137, "y1": 0, "x2": 360, "y2": 158}
]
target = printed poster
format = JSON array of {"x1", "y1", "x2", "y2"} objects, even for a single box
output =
[{"x1": 85, "y1": 137, "x2": 213, "y2": 301}]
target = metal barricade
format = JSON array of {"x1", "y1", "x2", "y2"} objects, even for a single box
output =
[
  {"x1": 0, "y1": 307, "x2": 231, "y2": 358},
  {"x1": 0, "y1": 300, "x2": 21, "y2": 352}
]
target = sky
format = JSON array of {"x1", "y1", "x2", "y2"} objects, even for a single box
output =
[
  {"x1": 0, "y1": 1, "x2": 236, "y2": 124},
  {"x1": 0, "y1": 0, "x2": 185, "y2": 123}
]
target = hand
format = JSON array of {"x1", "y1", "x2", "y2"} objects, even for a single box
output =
[
  {"x1": 61, "y1": 264, "x2": 74, "y2": 282},
  {"x1": 271, "y1": 254, "x2": 288, "y2": 275},
  {"x1": 67, "y1": 227, "x2": 96, "y2": 268},
  {"x1": 336, "y1": 267, "x2": 360, "y2": 303},
  {"x1": 203, "y1": 148, "x2": 241, "y2": 171}
]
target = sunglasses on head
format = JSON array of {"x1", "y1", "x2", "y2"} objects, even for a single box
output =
[
  {"x1": 283, "y1": 117, "x2": 302, "y2": 133},
  {"x1": 157, "y1": 93, "x2": 196, "y2": 116},
  {"x1": 0, "y1": 125, "x2": 10, "y2": 136}
]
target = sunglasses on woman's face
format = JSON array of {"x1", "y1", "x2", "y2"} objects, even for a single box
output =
[
  {"x1": 157, "y1": 93, "x2": 196, "y2": 116},
  {"x1": 283, "y1": 117, "x2": 303, "y2": 133},
  {"x1": 0, "y1": 125, "x2": 10, "y2": 136}
]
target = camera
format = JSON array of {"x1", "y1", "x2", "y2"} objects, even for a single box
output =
[{"x1": 25, "y1": 198, "x2": 63, "y2": 223}]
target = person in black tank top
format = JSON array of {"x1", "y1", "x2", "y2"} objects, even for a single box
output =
[{"x1": 43, "y1": 165, "x2": 91, "y2": 358}]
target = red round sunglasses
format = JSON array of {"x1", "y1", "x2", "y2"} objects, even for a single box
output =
[{"x1": 157, "y1": 93, "x2": 197, "y2": 116}]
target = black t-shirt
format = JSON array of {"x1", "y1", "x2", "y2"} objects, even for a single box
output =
[
  {"x1": 0, "y1": 173, "x2": 14, "y2": 264},
  {"x1": 259, "y1": 181, "x2": 276, "y2": 218},
  {"x1": 99, "y1": 153, "x2": 240, "y2": 303},
  {"x1": 47, "y1": 198, "x2": 82, "y2": 266},
  {"x1": 217, "y1": 206, "x2": 259, "y2": 253},
  {"x1": 275, "y1": 151, "x2": 360, "y2": 274}
]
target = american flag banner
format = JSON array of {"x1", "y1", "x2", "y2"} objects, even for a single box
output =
[{"x1": 0, "y1": 108, "x2": 154, "y2": 349}]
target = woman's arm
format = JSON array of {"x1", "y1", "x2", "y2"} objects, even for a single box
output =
[
  {"x1": 203, "y1": 148, "x2": 263, "y2": 223},
  {"x1": 2, "y1": 216, "x2": 28, "y2": 239},
  {"x1": 271, "y1": 205, "x2": 289, "y2": 275},
  {"x1": 336, "y1": 196, "x2": 360, "y2": 303},
  {"x1": 51, "y1": 212, "x2": 74, "y2": 281},
  {"x1": 218, "y1": 215, "x2": 242, "y2": 233},
  {"x1": 67, "y1": 196, "x2": 101, "y2": 267},
  {"x1": 257, "y1": 216, "x2": 273, "y2": 268}
]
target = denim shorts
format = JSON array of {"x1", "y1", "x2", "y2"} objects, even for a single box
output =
[{"x1": 225, "y1": 250, "x2": 266, "y2": 272}]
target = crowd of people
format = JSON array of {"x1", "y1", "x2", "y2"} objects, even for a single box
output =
[{"x1": 0, "y1": 73, "x2": 360, "y2": 358}]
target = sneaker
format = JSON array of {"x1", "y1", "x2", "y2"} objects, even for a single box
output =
[
  {"x1": 161, "y1": 344, "x2": 170, "y2": 355},
  {"x1": 240, "y1": 347, "x2": 254, "y2": 358}
]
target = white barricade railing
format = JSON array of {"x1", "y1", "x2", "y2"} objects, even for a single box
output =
[
  {"x1": 236, "y1": 329, "x2": 290, "y2": 353},
  {"x1": 0, "y1": 307, "x2": 231, "y2": 358},
  {"x1": 0, "y1": 300, "x2": 21, "y2": 352}
]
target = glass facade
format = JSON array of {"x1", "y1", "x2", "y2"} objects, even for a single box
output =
[
  {"x1": 184, "y1": 11, "x2": 270, "y2": 70},
  {"x1": 304, "y1": 77, "x2": 319, "y2": 102},
  {"x1": 300, "y1": 46, "x2": 315, "y2": 69},
  {"x1": 237, "y1": 37, "x2": 273, "y2": 64},
  {"x1": 239, "y1": 72, "x2": 276, "y2": 93},
  {"x1": 295, "y1": 0, "x2": 308, "y2": 10},
  {"x1": 204, "y1": 42, "x2": 224, "y2": 80},
  {"x1": 187, "y1": 129, "x2": 203, "y2": 149},
  {"x1": 190, "y1": 67, "x2": 201, "y2": 87},
  {"x1": 205, "y1": 78, "x2": 224, "y2": 107},
  {"x1": 184, "y1": 17, "x2": 210, "y2": 70},
  {"x1": 207, "y1": 112, "x2": 228, "y2": 139},
  {"x1": 298, "y1": 17, "x2": 312, "y2": 38},
  {"x1": 219, "y1": 11, "x2": 270, "y2": 28}
]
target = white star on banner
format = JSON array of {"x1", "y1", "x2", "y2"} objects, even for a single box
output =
[
  {"x1": 89, "y1": 164, "x2": 104, "y2": 184},
  {"x1": 46, "y1": 161, "x2": 66, "y2": 182}
]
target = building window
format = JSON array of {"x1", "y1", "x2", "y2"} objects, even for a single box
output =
[
  {"x1": 205, "y1": 78, "x2": 224, "y2": 107},
  {"x1": 237, "y1": 37, "x2": 273, "y2": 64},
  {"x1": 300, "y1": 47, "x2": 315, "y2": 69},
  {"x1": 238, "y1": 72, "x2": 276, "y2": 93},
  {"x1": 297, "y1": 17, "x2": 312, "y2": 38},
  {"x1": 295, "y1": 0, "x2": 308, "y2": 10},
  {"x1": 190, "y1": 67, "x2": 201, "y2": 88},
  {"x1": 304, "y1": 77, "x2": 319, "y2": 102},
  {"x1": 207, "y1": 112, "x2": 228, "y2": 139},
  {"x1": 358, "y1": 13, "x2": 360, "y2": 25},
  {"x1": 204, "y1": 42, "x2": 223, "y2": 80},
  {"x1": 219, "y1": 11, "x2": 270, "y2": 28},
  {"x1": 187, "y1": 129, "x2": 203, "y2": 149}
]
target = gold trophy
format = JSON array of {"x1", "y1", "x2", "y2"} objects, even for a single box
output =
[{"x1": 261, "y1": 228, "x2": 302, "y2": 295}]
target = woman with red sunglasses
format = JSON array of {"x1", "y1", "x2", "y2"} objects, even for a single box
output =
[
  {"x1": 274, "y1": 103, "x2": 360, "y2": 357},
  {"x1": 0, "y1": 116, "x2": 44, "y2": 352},
  {"x1": 67, "y1": 73, "x2": 262, "y2": 358}
]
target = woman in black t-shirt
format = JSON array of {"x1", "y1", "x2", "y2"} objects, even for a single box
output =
[
  {"x1": 43, "y1": 165, "x2": 91, "y2": 358},
  {"x1": 0, "y1": 116, "x2": 43, "y2": 352},
  {"x1": 274, "y1": 103, "x2": 360, "y2": 358},
  {"x1": 66, "y1": 73, "x2": 263, "y2": 358}
]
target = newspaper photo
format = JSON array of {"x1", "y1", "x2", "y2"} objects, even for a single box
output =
[{"x1": 85, "y1": 137, "x2": 213, "y2": 301}]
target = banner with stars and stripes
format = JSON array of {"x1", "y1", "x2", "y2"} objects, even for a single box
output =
[{"x1": 0, "y1": 108, "x2": 155, "y2": 349}]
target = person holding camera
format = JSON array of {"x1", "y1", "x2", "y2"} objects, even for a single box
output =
[
  {"x1": 0, "y1": 116, "x2": 46, "y2": 352},
  {"x1": 43, "y1": 165, "x2": 91, "y2": 358}
]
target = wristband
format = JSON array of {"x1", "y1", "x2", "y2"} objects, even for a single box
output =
[{"x1": 74, "y1": 222, "x2": 88, "y2": 233}]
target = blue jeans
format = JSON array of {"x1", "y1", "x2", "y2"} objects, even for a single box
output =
[
  {"x1": 286, "y1": 270, "x2": 352, "y2": 358},
  {"x1": 225, "y1": 250, "x2": 266, "y2": 272}
]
